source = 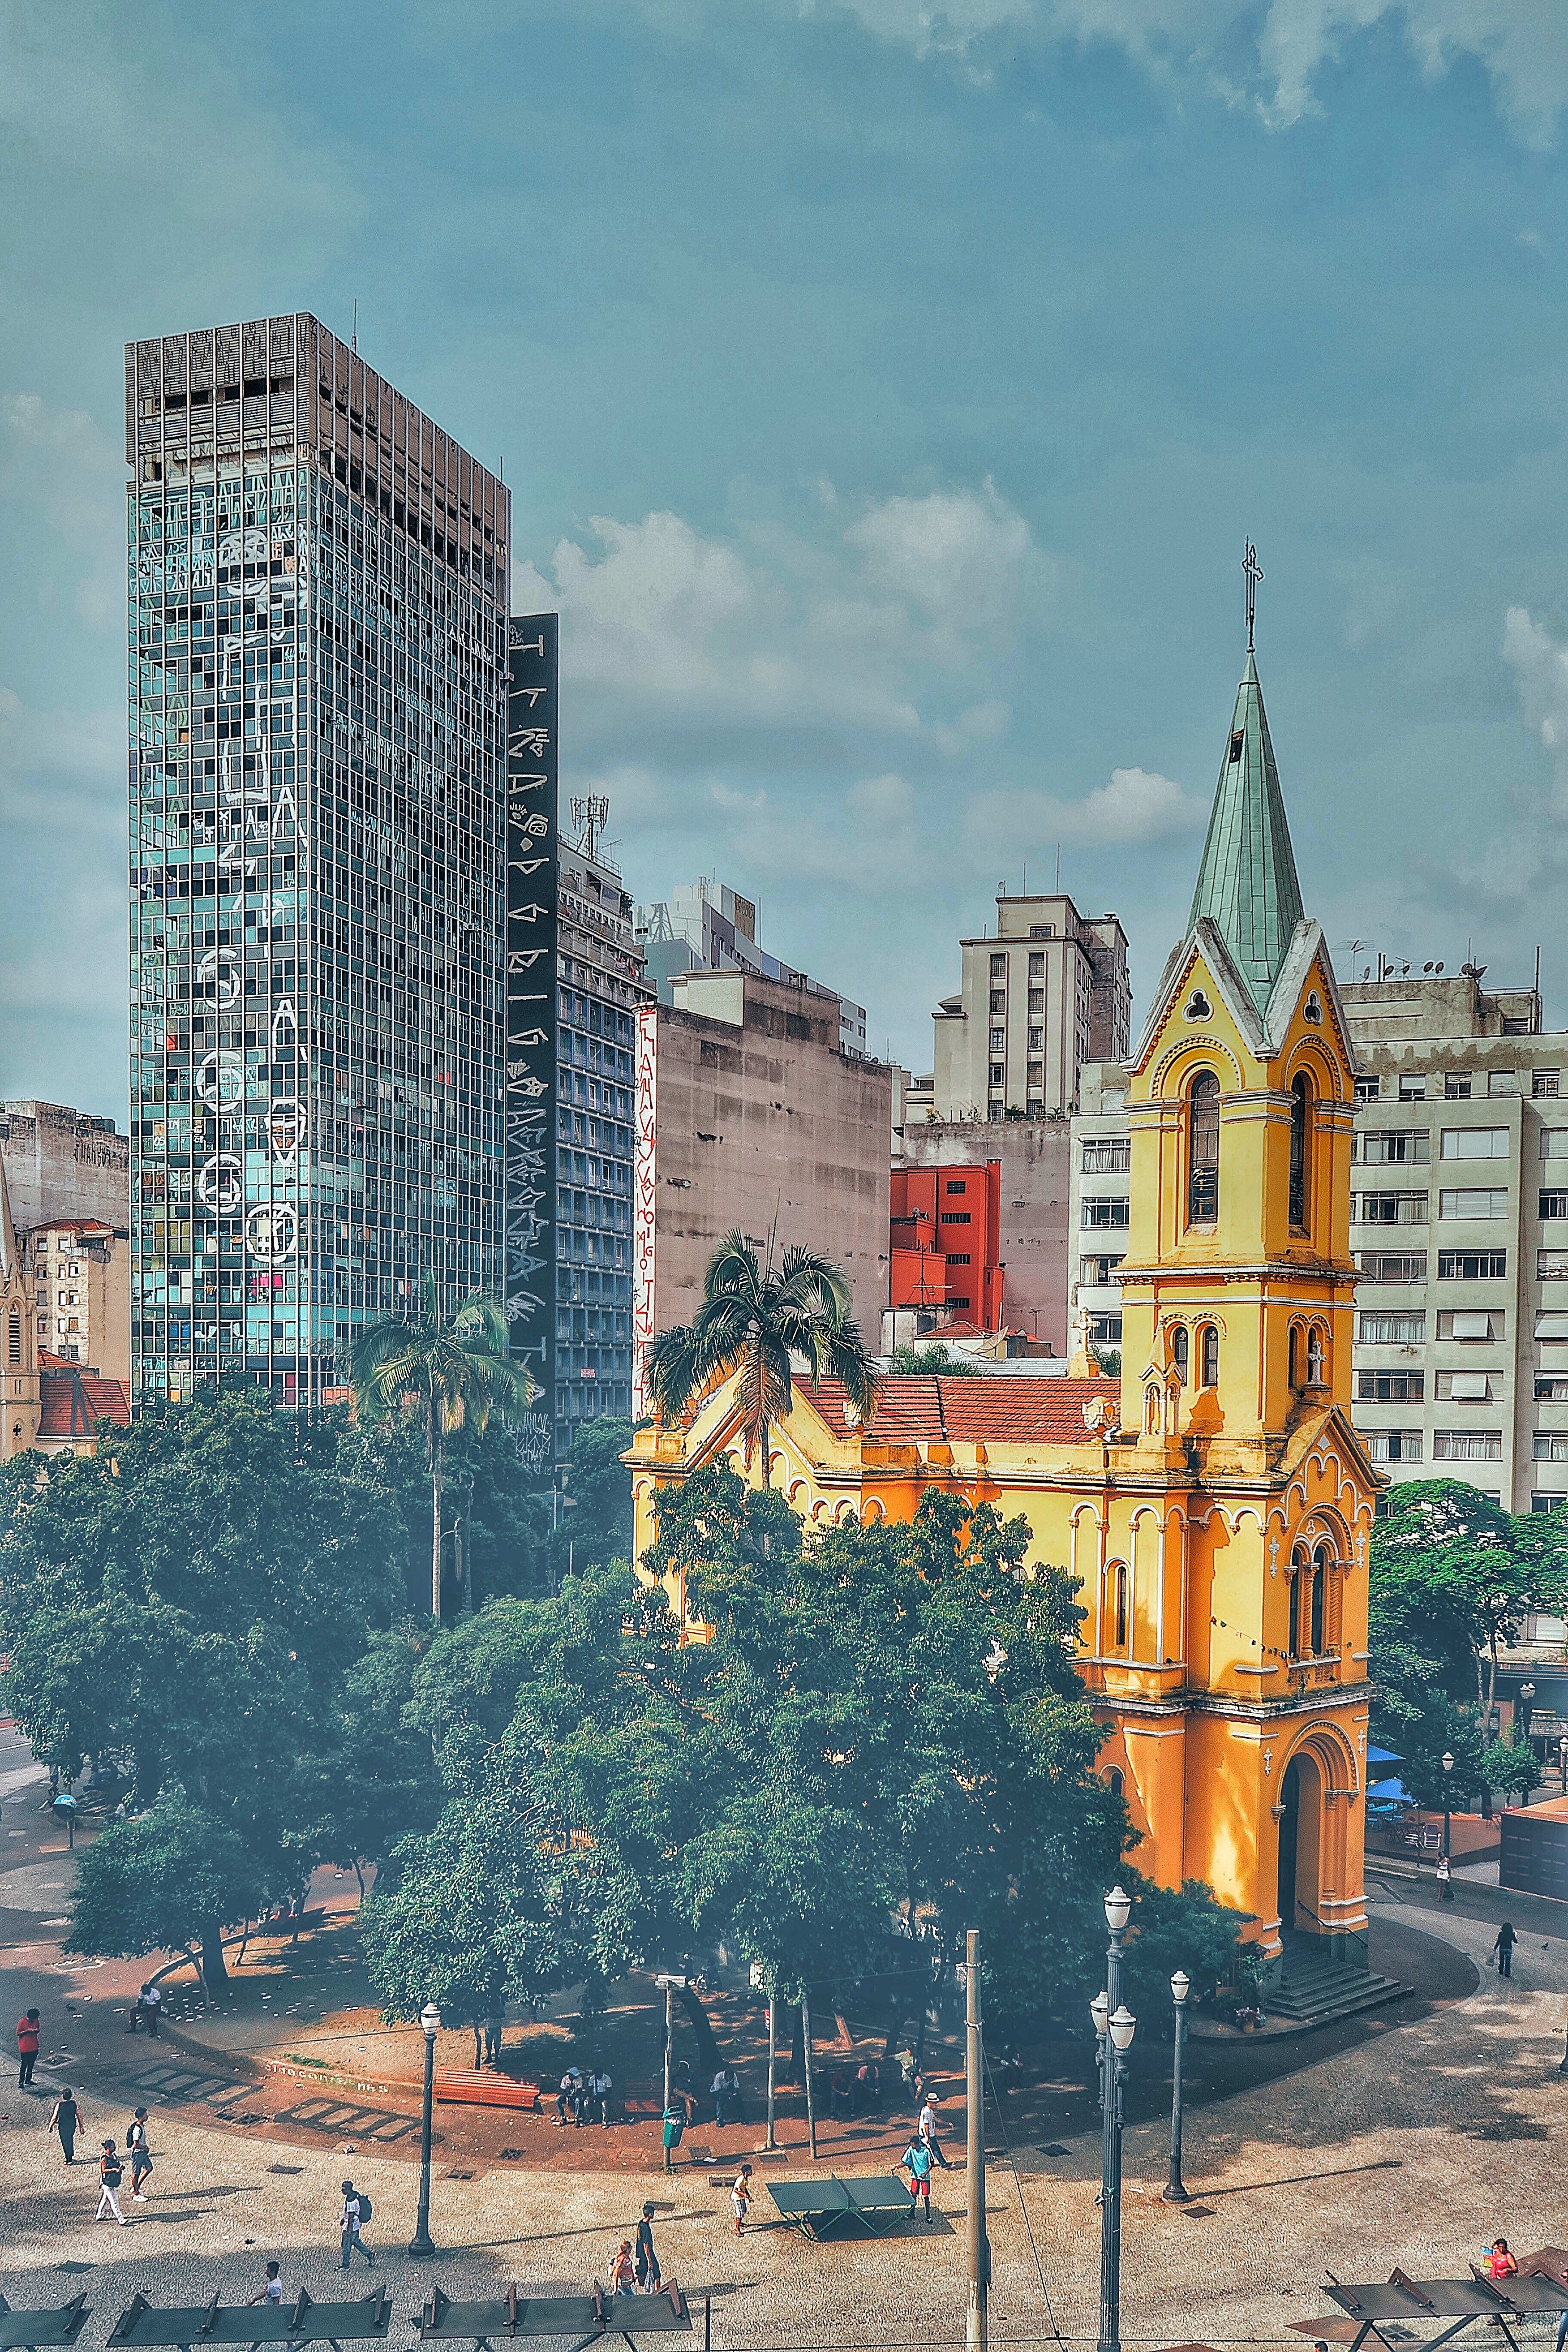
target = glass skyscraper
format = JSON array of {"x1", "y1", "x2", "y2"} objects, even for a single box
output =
[{"x1": 126, "y1": 314, "x2": 510, "y2": 1409}]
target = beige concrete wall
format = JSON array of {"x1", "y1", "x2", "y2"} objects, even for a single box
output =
[
  {"x1": 652, "y1": 976, "x2": 892, "y2": 1344},
  {"x1": 1, "y1": 1103, "x2": 129, "y2": 1233},
  {"x1": 897, "y1": 1118, "x2": 1072, "y2": 1352}
]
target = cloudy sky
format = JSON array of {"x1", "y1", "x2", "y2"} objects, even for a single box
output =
[{"x1": 6, "y1": 0, "x2": 1568, "y2": 1114}]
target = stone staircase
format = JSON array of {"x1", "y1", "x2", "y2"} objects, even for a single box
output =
[{"x1": 1267, "y1": 1932, "x2": 1411, "y2": 2030}]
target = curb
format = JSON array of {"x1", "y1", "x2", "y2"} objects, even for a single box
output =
[{"x1": 156, "y1": 2020, "x2": 423, "y2": 2106}]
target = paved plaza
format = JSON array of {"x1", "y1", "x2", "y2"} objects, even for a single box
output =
[{"x1": 6, "y1": 1721, "x2": 1568, "y2": 2350}]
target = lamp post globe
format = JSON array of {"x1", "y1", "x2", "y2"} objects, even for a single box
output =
[
  {"x1": 1441, "y1": 1750, "x2": 1455, "y2": 1862},
  {"x1": 1104, "y1": 1885, "x2": 1133, "y2": 1934},
  {"x1": 409, "y1": 2000, "x2": 441, "y2": 2257}
]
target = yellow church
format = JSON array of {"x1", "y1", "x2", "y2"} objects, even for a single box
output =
[{"x1": 628, "y1": 637, "x2": 1381, "y2": 1973}]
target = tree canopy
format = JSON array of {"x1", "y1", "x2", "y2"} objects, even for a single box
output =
[
  {"x1": 360, "y1": 1460, "x2": 1243, "y2": 2042},
  {"x1": 1369, "y1": 1479, "x2": 1568, "y2": 1805}
]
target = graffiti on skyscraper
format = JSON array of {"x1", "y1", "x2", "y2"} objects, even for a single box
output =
[{"x1": 503, "y1": 614, "x2": 560, "y2": 1424}]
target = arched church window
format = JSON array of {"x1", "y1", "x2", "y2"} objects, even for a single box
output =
[
  {"x1": 1187, "y1": 1071, "x2": 1220, "y2": 1225},
  {"x1": 1113, "y1": 1561, "x2": 1130, "y2": 1653},
  {"x1": 1104, "y1": 1765, "x2": 1125, "y2": 1797},
  {"x1": 1171, "y1": 1326, "x2": 1189, "y2": 1385},
  {"x1": 1289, "y1": 1544, "x2": 1308, "y2": 1656},
  {"x1": 1289, "y1": 1073, "x2": 1311, "y2": 1229},
  {"x1": 6, "y1": 1307, "x2": 18, "y2": 1368},
  {"x1": 1200, "y1": 1324, "x2": 1219, "y2": 1387},
  {"x1": 1288, "y1": 1323, "x2": 1301, "y2": 1389},
  {"x1": 1310, "y1": 1546, "x2": 1328, "y2": 1655}
]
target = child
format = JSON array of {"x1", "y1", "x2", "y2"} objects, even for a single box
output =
[
  {"x1": 903, "y1": 2136, "x2": 934, "y2": 2223},
  {"x1": 96, "y1": 2139, "x2": 129, "y2": 2224},
  {"x1": 1486, "y1": 2239, "x2": 1518, "y2": 2281},
  {"x1": 609, "y1": 2241, "x2": 637, "y2": 2294},
  {"x1": 730, "y1": 2164, "x2": 752, "y2": 2236}
]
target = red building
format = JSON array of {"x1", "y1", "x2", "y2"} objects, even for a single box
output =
[{"x1": 888, "y1": 1161, "x2": 1004, "y2": 1330}]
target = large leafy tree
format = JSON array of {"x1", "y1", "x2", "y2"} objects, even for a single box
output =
[
  {"x1": 1369, "y1": 1479, "x2": 1568, "y2": 1805},
  {"x1": 350, "y1": 1280, "x2": 536, "y2": 1618},
  {"x1": 0, "y1": 1389, "x2": 404, "y2": 1981},
  {"x1": 643, "y1": 1232, "x2": 878, "y2": 1485}
]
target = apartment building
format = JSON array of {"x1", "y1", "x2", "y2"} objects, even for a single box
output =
[
  {"x1": 634, "y1": 878, "x2": 867, "y2": 1059},
  {"x1": 1069, "y1": 968, "x2": 1568, "y2": 1512},
  {"x1": 1068, "y1": 1060, "x2": 1133, "y2": 1353},
  {"x1": 924, "y1": 891, "x2": 1130, "y2": 1121},
  {"x1": 1342, "y1": 973, "x2": 1568, "y2": 1513}
]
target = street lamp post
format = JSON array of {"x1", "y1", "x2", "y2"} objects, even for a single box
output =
[
  {"x1": 1558, "y1": 1732, "x2": 1567, "y2": 1798},
  {"x1": 1163, "y1": 1971, "x2": 1190, "y2": 2203},
  {"x1": 1095, "y1": 1886, "x2": 1136, "y2": 2352},
  {"x1": 1520, "y1": 1681, "x2": 1536, "y2": 1740},
  {"x1": 408, "y1": 2000, "x2": 441, "y2": 2257},
  {"x1": 1441, "y1": 1750, "x2": 1455, "y2": 1862}
]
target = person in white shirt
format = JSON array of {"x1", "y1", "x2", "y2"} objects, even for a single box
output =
[{"x1": 919, "y1": 2097, "x2": 952, "y2": 2169}]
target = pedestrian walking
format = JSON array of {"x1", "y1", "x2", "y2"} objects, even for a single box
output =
[
  {"x1": 634, "y1": 2203, "x2": 662, "y2": 2293},
  {"x1": 609, "y1": 2240, "x2": 636, "y2": 2295},
  {"x1": 730, "y1": 2163, "x2": 752, "y2": 2236},
  {"x1": 1492, "y1": 1923, "x2": 1518, "y2": 1979},
  {"x1": 340, "y1": 2180, "x2": 374, "y2": 2268},
  {"x1": 138, "y1": 1982, "x2": 162, "y2": 2038},
  {"x1": 903, "y1": 2136, "x2": 934, "y2": 2223},
  {"x1": 1437, "y1": 1853, "x2": 1454, "y2": 1902},
  {"x1": 248, "y1": 2260, "x2": 284, "y2": 2352},
  {"x1": 127, "y1": 2108, "x2": 153, "y2": 2200},
  {"x1": 49, "y1": 2088, "x2": 80, "y2": 2165},
  {"x1": 96, "y1": 2139, "x2": 129, "y2": 2224},
  {"x1": 919, "y1": 2096, "x2": 952, "y2": 2169},
  {"x1": 16, "y1": 2007, "x2": 40, "y2": 2089},
  {"x1": 484, "y1": 2006, "x2": 505, "y2": 2067}
]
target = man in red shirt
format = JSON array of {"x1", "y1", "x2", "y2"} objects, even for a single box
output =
[{"x1": 16, "y1": 2007, "x2": 41, "y2": 2089}]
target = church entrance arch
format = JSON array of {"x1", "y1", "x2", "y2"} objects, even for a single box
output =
[{"x1": 1276, "y1": 1749, "x2": 1325, "y2": 1938}]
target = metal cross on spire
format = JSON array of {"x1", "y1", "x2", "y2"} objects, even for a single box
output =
[{"x1": 1242, "y1": 539, "x2": 1264, "y2": 650}]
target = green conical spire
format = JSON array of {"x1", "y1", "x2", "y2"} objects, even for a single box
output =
[{"x1": 1187, "y1": 650, "x2": 1305, "y2": 1014}]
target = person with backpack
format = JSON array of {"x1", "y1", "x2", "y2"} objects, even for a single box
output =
[
  {"x1": 903, "y1": 2135, "x2": 934, "y2": 2223},
  {"x1": 48, "y1": 2087, "x2": 80, "y2": 2165},
  {"x1": 340, "y1": 2179, "x2": 374, "y2": 2267},
  {"x1": 96, "y1": 2138, "x2": 129, "y2": 2224},
  {"x1": 127, "y1": 2108, "x2": 153, "y2": 2200}
]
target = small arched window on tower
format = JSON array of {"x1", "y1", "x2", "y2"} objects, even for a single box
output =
[
  {"x1": 1171, "y1": 1326, "x2": 1189, "y2": 1385},
  {"x1": 1113, "y1": 1560, "x2": 1130, "y2": 1653},
  {"x1": 1289, "y1": 1072, "x2": 1312, "y2": 1230},
  {"x1": 1306, "y1": 1325, "x2": 1325, "y2": 1385},
  {"x1": 1289, "y1": 1544, "x2": 1309, "y2": 1656},
  {"x1": 1187, "y1": 1071, "x2": 1220, "y2": 1225},
  {"x1": 6, "y1": 1307, "x2": 19, "y2": 1368},
  {"x1": 1104, "y1": 1764, "x2": 1125, "y2": 1798},
  {"x1": 1288, "y1": 1322, "x2": 1301, "y2": 1389},
  {"x1": 1310, "y1": 1541, "x2": 1330, "y2": 1656},
  {"x1": 1201, "y1": 1323, "x2": 1220, "y2": 1387}
]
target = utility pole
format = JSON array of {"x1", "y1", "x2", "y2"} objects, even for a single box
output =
[
  {"x1": 802, "y1": 1985, "x2": 818, "y2": 2161},
  {"x1": 966, "y1": 1927, "x2": 988, "y2": 2352}
]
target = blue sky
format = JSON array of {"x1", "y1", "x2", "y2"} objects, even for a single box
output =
[{"x1": 5, "y1": 0, "x2": 1568, "y2": 1113}]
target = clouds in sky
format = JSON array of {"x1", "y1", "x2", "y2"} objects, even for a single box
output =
[
  {"x1": 827, "y1": 0, "x2": 1568, "y2": 142},
  {"x1": 1503, "y1": 607, "x2": 1568, "y2": 817}
]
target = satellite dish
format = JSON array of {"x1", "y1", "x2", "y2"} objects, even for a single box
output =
[{"x1": 1435, "y1": 962, "x2": 1444, "y2": 974}]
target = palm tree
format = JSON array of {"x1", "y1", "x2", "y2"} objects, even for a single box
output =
[
  {"x1": 643, "y1": 1229, "x2": 878, "y2": 1485},
  {"x1": 349, "y1": 1277, "x2": 536, "y2": 1620}
]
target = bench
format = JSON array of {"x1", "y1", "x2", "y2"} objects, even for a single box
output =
[{"x1": 435, "y1": 2072, "x2": 543, "y2": 2112}]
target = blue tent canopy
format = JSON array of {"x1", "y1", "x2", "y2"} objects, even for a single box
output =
[{"x1": 1367, "y1": 1745, "x2": 1403, "y2": 1766}]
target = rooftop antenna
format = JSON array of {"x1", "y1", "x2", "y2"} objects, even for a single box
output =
[
  {"x1": 351, "y1": 298, "x2": 358, "y2": 355},
  {"x1": 1055, "y1": 841, "x2": 1061, "y2": 893},
  {"x1": 1243, "y1": 540, "x2": 1264, "y2": 650},
  {"x1": 570, "y1": 794, "x2": 611, "y2": 861}
]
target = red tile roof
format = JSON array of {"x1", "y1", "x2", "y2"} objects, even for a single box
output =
[
  {"x1": 38, "y1": 1368, "x2": 131, "y2": 1438},
  {"x1": 800, "y1": 1375, "x2": 1120, "y2": 1446}
]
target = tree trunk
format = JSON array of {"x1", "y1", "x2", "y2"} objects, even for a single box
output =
[
  {"x1": 788, "y1": 2000, "x2": 805, "y2": 2087},
  {"x1": 200, "y1": 1923, "x2": 229, "y2": 1992},
  {"x1": 431, "y1": 1458, "x2": 444, "y2": 1623},
  {"x1": 760, "y1": 1417, "x2": 770, "y2": 1487},
  {"x1": 676, "y1": 1982, "x2": 723, "y2": 2083}
]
